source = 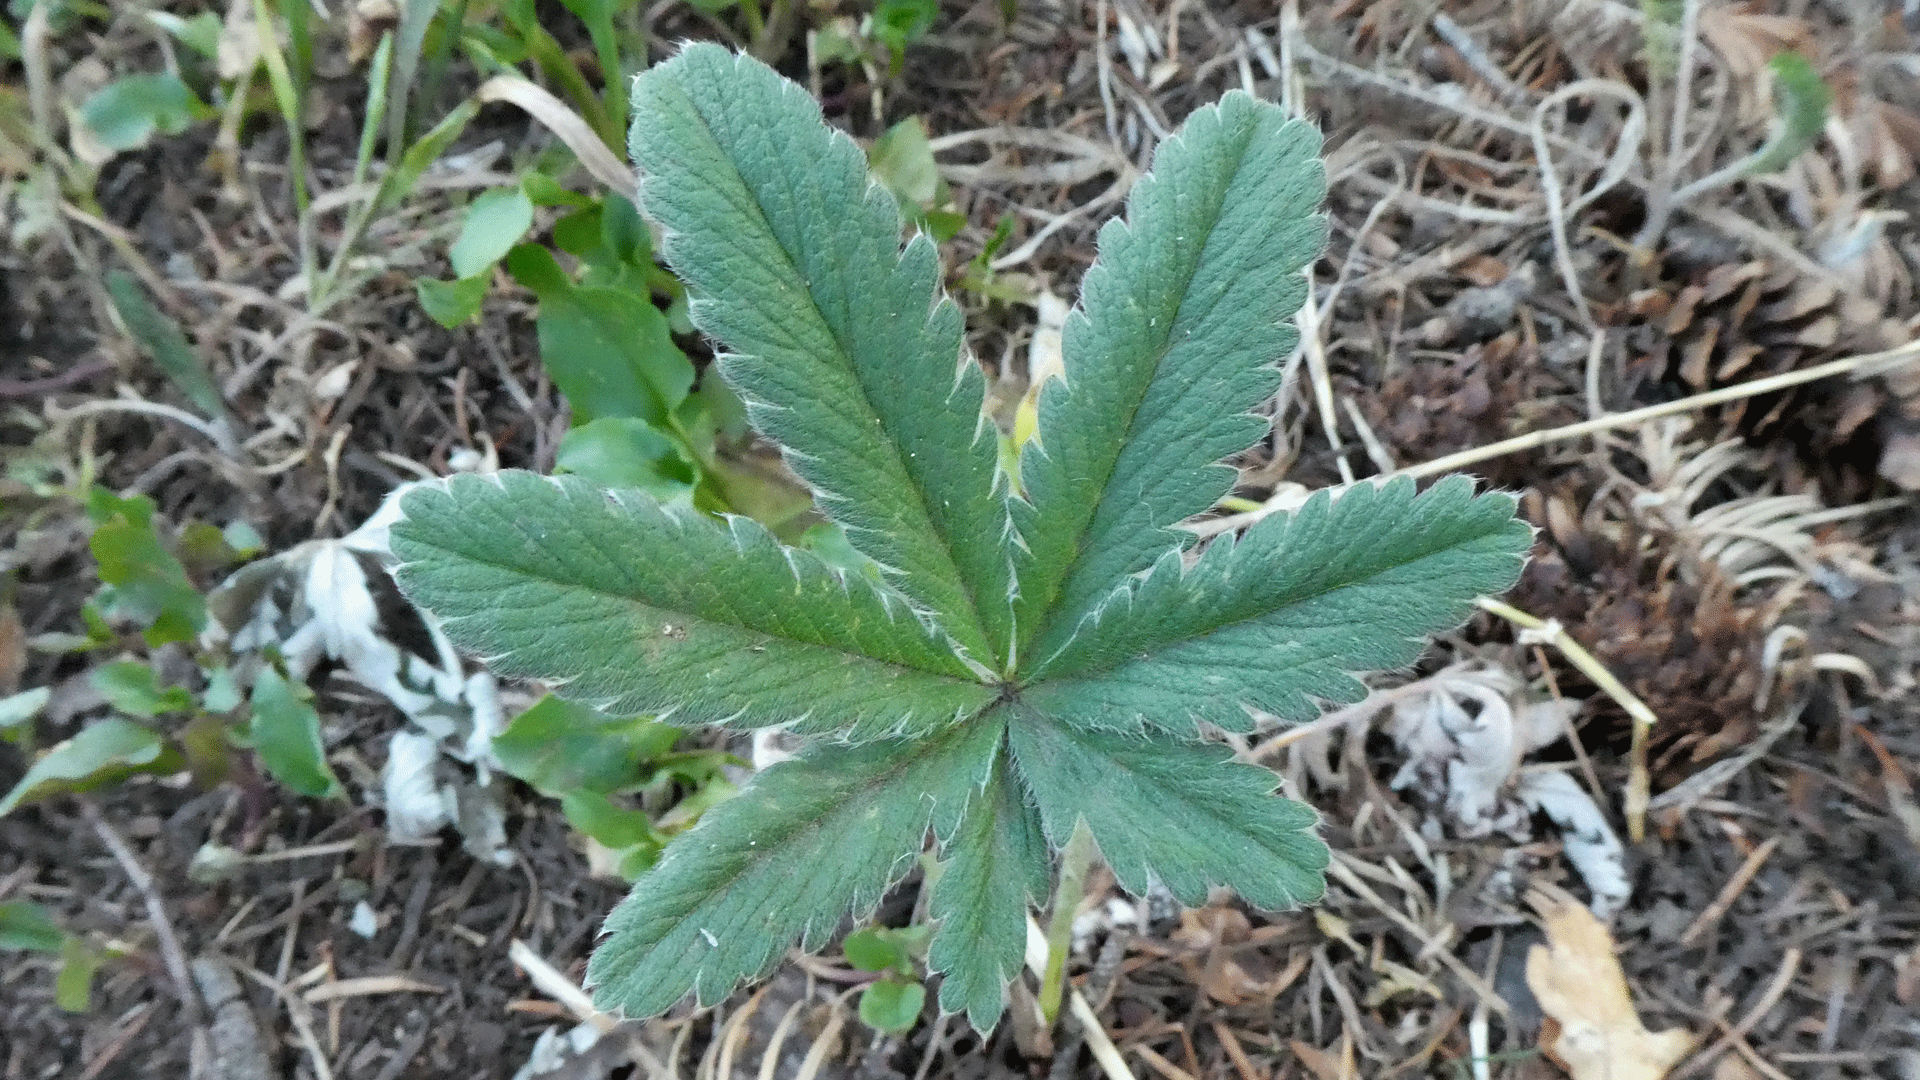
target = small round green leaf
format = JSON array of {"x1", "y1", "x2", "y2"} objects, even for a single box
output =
[
  {"x1": 858, "y1": 976, "x2": 924, "y2": 1034},
  {"x1": 493, "y1": 694, "x2": 681, "y2": 795},
  {"x1": 91, "y1": 661, "x2": 193, "y2": 718},
  {"x1": 843, "y1": 927, "x2": 906, "y2": 973},
  {"x1": 415, "y1": 275, "x2": 490, "y2": 328},
  {"x1": 450, "y1": 186, "x2": 535, "y2": 279},
  {"x1": 79, "y1": 74, "x2": 205, "y2": 154}
]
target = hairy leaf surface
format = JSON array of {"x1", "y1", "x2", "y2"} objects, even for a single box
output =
[
  {"x1": 586, "y1": 714, "x2": 1002, "y2": 1017},
  {"x1": 391, "y1": 472, "x2": 993, "y2": 738},
  {"x1": 630, "y1": 44, "x2": 1013, "y2": 660},
  {"x1": 925, "y1": 727, "x2": 1048, "y2": 1030},
  {"x1": 383, "y1": 47, "x2": 1540, "y2": 1036},
  {"x1": 1013, "y1": 92, "x2": 1326, "y2": 664},
  {"x1": 1024, "y1": 477, "x2": 1532, "y2": 733},
  {"x1": 1008, "y1": 709, "x2": 1327, "y2": 909}
]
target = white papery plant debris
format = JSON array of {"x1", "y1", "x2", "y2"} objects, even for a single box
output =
[
  {"x1": 202, "y1": 480, "x2": 515, "y2": 864},
  {"x1": 509, "y1": 1023, "x2": 608, "y2": 1080},
  {"x1": 1387, "y1": 664, "x2": 1630, "y2": 918}
]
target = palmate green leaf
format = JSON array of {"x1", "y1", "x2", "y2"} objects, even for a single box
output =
[
  {"x1": 387, "y1": 47, "x2": 1538, "y2": 1038},
  {"x1": 586, "y1": 712, "x2": 1002, "y2": 1017},
  {"x1": 1024, "y1": 477, "x2": 1533, "y2": 733},
  {"x1": 629, "y1": 44, "x2": 1014, "y2": 662},
  {"x1": 1007, "y1": 708, "x2": 1327, "y2": 909},
  {"x1": 390, "y1": 472, "x2": 994, "y2": 739},
  {"x1": 1013, "y1": 92, "x2": 1326, "y2": 665},
  {"x1": 925, "y1": 733, "x2": 1047, "y2": 1030}
]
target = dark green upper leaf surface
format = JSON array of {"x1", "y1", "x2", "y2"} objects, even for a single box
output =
[
  {"x1": 1008, "y1": 709, "x2": 1326, "y2": 910},
  {"x1": 926, "y1": 729, "x2": 1048, "y2": 1031},
  {"x1": 1013, "y1": 92, "x2": 1326, "y2": 665},
  {"x1": 587, "y1": 713, "x2": 1003, "y2": 1018},
  {"x1": 1024, "y1": 477, "x2": 1532, "y2": 732},
  {"x1": 249, "y1": 666, "x2": 343, "y2": 799},
  {"x1": 630, "y1": 44, "x2": 1013, "y2": 662},
  {"x1": 390, "y1": 472, "x2": 994, "y2": 739}
]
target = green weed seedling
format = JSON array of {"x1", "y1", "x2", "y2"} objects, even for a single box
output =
[
  {"x1": 844, "y1": 924, "x2": 933, "y2": 1033},
  {"x1": 0, "y1": 899, "x2": 119, "y2": 1012},
  {"x1": 390, "y1": 45, "x2": 1532, "y2": 1032},
  {"x1": 0, "y1": 488, "x2": 342, "y2": 816}
]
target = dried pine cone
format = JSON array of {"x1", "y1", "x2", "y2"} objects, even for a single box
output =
[
  {"x1": 1620, "y1": 258, "x2": 1915, "y2": 498},
  {"x1": 1512, "y1": 487, "x2": 1774, "y2": 785}
]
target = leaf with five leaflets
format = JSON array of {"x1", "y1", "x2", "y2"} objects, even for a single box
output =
[{"x1": 389, "y1": 46, "x2": 1534, "y2": 1038}]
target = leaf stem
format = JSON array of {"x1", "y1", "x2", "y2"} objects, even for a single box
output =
[{"x1": 1038, "y1": 817, "x2": 1092, "y2": 1026}]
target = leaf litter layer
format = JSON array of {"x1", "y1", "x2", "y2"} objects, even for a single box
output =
[{"x1": 5, "y1": 2, "x2": 1920, "y2": 1079}]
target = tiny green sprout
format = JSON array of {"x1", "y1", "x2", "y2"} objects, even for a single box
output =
[{"x1": 389, "y1": 45, "x2": 1532, "y2": 1033}]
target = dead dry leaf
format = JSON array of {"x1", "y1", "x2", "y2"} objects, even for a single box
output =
[
  {"x1": 1289, "y1": 1033, "x2": 1355, "y2": 1080},
  {"x1": 1527, "y1": 884, "x2": 1695, "y2": 1080},
  {"x1": 1895, "y1": 944, "x2": 1919, "y2": 1006},
  {"x1": 475, "y1": 75, "x2": 635, "y2": 202},
  {"x1": 302, "y1": 975, "x2": 444, "y2": 1003},
  {"x1": 0, "y1": 603, "x2": 23, "y2": 695}
]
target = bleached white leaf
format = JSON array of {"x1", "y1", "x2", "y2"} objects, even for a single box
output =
[
  {"x1": 1517, "y1": 770, "x2": 1629, "y2": 919},
  {"x1": 383, "y1": 730, "x2": 454, "y2": 842}
]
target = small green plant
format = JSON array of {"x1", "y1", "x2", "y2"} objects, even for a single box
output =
[
  {"x1": 843, "y1": 924, "x2": 932, "y2": 1033},
  {"x1": 0, "y1": 488, "x2": 342, "y2": 815},
  {"x1": 0, "y1": 900, "x2": 119, "y2": 1012},
  {"x1": 491, "y1": 693, "x2": 738, "y2": 877},
  {"x1": 389, "y1": 45, "x2": 1531, "y2": 1032},
  {"x1": 2, "y1": 481, "x2": 729, "y2": 872},
  {"x1": 808, "y1": 0, "x2": 939, "y2": 76}
]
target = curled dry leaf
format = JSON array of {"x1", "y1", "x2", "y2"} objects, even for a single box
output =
[
  {"x1": 475, "y1": 76, "x2": 636, "y2": 203},
  {"x1": 1526, "y1": 884, "x2": 1694, "y2": 1080}
]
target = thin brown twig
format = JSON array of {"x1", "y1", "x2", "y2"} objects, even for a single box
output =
[
  {"x1": 1677, "y1": 836, "x2": 1781, "y2": 947},
  {"x1": 0, "y1": 359, "x2": 115, "y2": 400},
  {"x1": 80, "y1": 801, "x2": 205, "y2": 1028},
  {"x1": 1208, "y1": 1019, "x2": 1264, "y2": 1080},
  {"x1": 1671, "y1": 947, "x2": 1801, "y2": 1080},
  {"x1": 74, "y1": 1003, "x2": 156, "y2": 1080}
]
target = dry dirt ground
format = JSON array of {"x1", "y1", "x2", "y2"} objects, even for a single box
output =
[{"x1": 4, "y1": 1, "x2": 1920, "y2": 1078}]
